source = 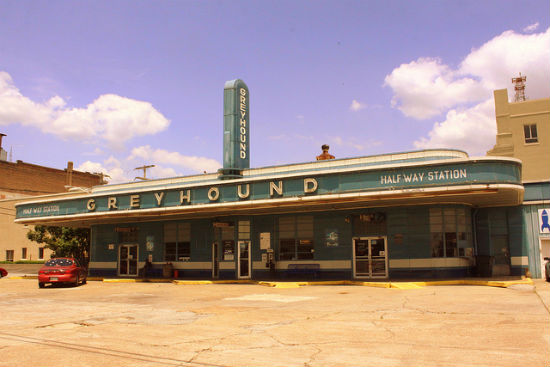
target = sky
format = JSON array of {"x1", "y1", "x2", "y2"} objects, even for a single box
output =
[{"x1": 0, "y1": 0, "x2": 549, "y2": 184}]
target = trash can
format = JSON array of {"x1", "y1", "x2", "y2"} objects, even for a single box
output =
[
  {"x1": 162, "y1": 263, "x2": 173, "y2": 278},
  {"x1": 475, "y1": 256, "x2": 493, "y2": 277}
]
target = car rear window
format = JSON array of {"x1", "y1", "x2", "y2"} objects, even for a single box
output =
[{"x1": 45, "y1": 259, "x2": 74, "y2": 267}]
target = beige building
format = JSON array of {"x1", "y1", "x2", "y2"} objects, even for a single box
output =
[
  {"x1": 487, "y1": 88, "x2": 550, "y2": 280},
  {"x1": 487, "y1": 89, "x2": 550, "y2": 182},
  {"x1": 0, "y1": 134, "x2": 104, "y2": 262},
  {"x1": 0, "y1": 196, "x2": 48, "y2": 262}
]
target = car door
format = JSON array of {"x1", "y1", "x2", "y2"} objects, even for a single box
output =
[{"x1": 74, "y1": 259, "x2": 86, "y2": 280}]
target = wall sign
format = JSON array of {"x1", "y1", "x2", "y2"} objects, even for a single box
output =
[
  {"x1": 222, "y1": 79, "x2": 250, "y2": 173},
  {"x1": 260, "y1": 232, "x2": 271, "y2": 250},
  {"x1": 539, "y1": 209, "x2": 550, "y2": 234},
  {"x1": 146, "y1": 236, "x2": 154, "y2": 251},
  {"x1": 15, "y1": 161, "x2": 522, "y2": 221},
  {"x1": 325, "y1": 229, "x2": 339, "y2": 247}
]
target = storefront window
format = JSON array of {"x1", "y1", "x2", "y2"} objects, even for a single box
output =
[
  {"x1": 164, "y1": 222, "x2": 190, "y2": 261},
  {"x1": 117, "y1": 227, "x2": 138, "y2": 243},
  {"x1": 221, "y1": 225, "x2": 234, "y2": 261},
  {"x1": 278, "y1": 216, "x2": 314, "y2": 260},
  {"x1": 238, "y1": 220, "x2": 250, "y2": 240},
  {"x1": 430, "y1": 208, "x2": 471, "y2": 258},
  {"x1": 430, "y1": 233, "x2": 444, "y2": 257}
]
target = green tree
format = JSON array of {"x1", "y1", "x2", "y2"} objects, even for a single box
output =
[{"x1": 27, "y1": 225, "x2": 90, "y2": 266}]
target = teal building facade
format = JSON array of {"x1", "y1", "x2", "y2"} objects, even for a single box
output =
[{"x1": 15, "y1": 149, "x2": 532, "y2": 280}]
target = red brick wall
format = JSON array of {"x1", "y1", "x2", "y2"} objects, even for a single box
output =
[{"x1": 0, "y1": 160, "x2": 103, "y2": 196}]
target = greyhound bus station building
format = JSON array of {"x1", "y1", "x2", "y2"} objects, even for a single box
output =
[{"x1": 14, "y1": 80, "x2": 549, "y2": 280}]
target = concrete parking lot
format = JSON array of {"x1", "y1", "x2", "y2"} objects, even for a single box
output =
[{"x1": 0, "y1": 278, "x2": 549, "y2": 367}]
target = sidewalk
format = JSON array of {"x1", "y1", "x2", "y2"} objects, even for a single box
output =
[
  {"x1": 5, "y1": 271, "x2": 538, "y2": 290},
  {"x1": 1, "y1": 278, "x2": 548, "y2": 367}
]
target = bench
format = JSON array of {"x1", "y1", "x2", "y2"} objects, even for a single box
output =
[{"x1": 287, "y1": 263, "x2": 321, "y2": 278}]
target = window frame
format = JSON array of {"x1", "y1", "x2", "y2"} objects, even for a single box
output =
[
  {"x1": 524, "y1": 124, "x2": 538, "y2": 144},
  {"x1": 6, "y1": 250, "x2": 14, "y2": 262},
  {"x1": 278, "y1": 216, "x2": 315, "y2": 260},
  {"x1": 429, "y1": 208, "x2": 472, "y2": 258},
  {"x1": 164, "y1": 222, "x2": 191, "y2": 261}
]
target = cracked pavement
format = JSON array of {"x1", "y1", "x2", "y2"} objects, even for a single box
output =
[{"x1": 0, "y1": 279, "x2": 548, "y2": 367}]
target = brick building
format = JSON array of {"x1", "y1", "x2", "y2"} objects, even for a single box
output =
[{"x1": 0, "y1": 134, "x2": 104, "y2": 262}]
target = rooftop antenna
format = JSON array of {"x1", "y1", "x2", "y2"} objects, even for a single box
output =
[
  {"x1": 134, "y1": 164, "x2": 155, "y2": 180},
  {"x1": 512, "y1": 73, "x2": 527, "y2": 102}
]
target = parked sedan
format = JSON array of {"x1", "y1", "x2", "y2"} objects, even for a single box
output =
[
  {"x1": 38, "y1": 258, "x2": 87, "y2": 288},
  {"x1": 0, "y1": 268, "x2": 7, "y2": 278}
]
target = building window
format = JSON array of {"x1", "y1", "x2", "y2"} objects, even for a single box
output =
[
  {"x1": 5, "y1": 250, "x2": 14, "y2": 262},
  {"x1": 278, "y1": 216, "x2": 314, "y2": 260},
  {"x1": 21, "y1": 247, "x2": 27, "y2": 259},
  {"x1": 38, "y1": 247, "x2": 44, "y2": 260},
  {"x1": 430, "y1": 208, "x2": 473, "y2": 258},
  {"x1": 221, "y1": 224, "x2": 235, "y2": 261},
  {"x1": 164, "y1": 222, "x2": 191, "y2": 261},
  {"x1": 117, "y1": 227, "x2": 139, "y2": 243},
  {"x1": 524, "y1": 124, "x2": 538, "y2": 144},
  {"x1": 238, "y1": 220, "x2": 250, "y2": 240}
]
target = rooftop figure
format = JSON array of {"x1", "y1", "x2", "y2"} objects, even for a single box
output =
[{"x1": 316, "y1": 144, "x2": 335, "y2": 161}]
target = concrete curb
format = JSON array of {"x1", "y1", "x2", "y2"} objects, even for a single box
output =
[
  {"x1": 5, "y1": 276, "x2": 534, "y2": 289},
  {"x1": 7, "y1": 275, "x2": 38, "y2": 280},
  {"x1": 173, "y1": 279, "x2": 256, "y2": 285},
  {"x1": 103, "y1": 278, "x2": 173, "y2": 283},
  {"x1": 257, "y1": 279, "x2": 534, "y2": 289}
]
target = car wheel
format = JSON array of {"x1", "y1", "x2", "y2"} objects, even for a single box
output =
[
  {"x1": 74, "y1": 275, "x2": 80, "y2": 287},
  {"x1": 39, "y1": 282, "x2": 45, "y2": 288}
]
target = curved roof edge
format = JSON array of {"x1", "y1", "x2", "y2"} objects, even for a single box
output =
[{"x1": 92, "y1": 149, "x2": 469, "y2": 193}]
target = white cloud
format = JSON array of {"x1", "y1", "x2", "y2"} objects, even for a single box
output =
[
  {"x1": 383, "y1": 58, "x2": 486, "y2": 119},
  {"x1": 459, "y1": 28, "x2": 550, "y2": 98},
  {"x1": 77, "y1": 157, "x2": 127, "y2": 184},
  {"x1": 349, "y1": 99, "x2": 366, "y2": 112},
  {"x1": 385, "y1": 27, "x2": 550, "y2": 155},
  {"x1": 77, "y1": 145, "x2": 221, "y2": 184},
  {"x1": 523, "y1": 22, "x2": 539, "y2": 33},
  {"x1": 0, "y1": 71, "x2": 170, "y2": 147},
  {"x1": 413, "y1": 99, "x2": 496, "y2": 156},
  {"x1": 385, "y1": 27, "x2": 550, "y2": 121},
  {"x1": 129, "y1": 145, "x2": 221, "y2": 174},
  {"x1": 150, "y1": 166, "x2": 179, "y2": 179}
]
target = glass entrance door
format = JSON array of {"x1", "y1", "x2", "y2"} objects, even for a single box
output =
[
  {"x1": 353, "y1": 237, "x2": 388, "y2": 278},
  {"x1": 119, "y1": 244, "x2": 138, "y2": 276},
  {"x1": 237, "y1": 241, "x2": 251, "y2": 279}
]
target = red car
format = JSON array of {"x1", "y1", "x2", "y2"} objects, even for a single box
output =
[
  {"x1": 0, "y1": 268, "x2": 7, "y2": 278},
  {"x1": 38, "y1": 258, "x2": 87, "y2": 288}
]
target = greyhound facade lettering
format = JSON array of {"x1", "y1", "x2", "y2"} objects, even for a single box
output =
[
  {"x1": 85, "y1": 178, "x2": 319, "y2": 212},
  {"x1": 239, "y1": 87, "x2": 247, "y2": 159},
  {"x1": 380, "y1": 169, "x2": 467, "y2": 185}
]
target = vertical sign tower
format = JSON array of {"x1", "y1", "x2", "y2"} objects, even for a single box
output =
[{"x1": 219, "y1": 79, "x2": 250, "y2": 179}]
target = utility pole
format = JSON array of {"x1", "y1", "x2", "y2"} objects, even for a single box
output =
[{"x1": 134, "y1": 165, "x2": 155, "y2": 180}]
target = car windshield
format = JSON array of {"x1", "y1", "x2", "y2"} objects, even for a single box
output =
[{"x1": 45, "y1": 259, "x2": 74, "y2": 267}]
